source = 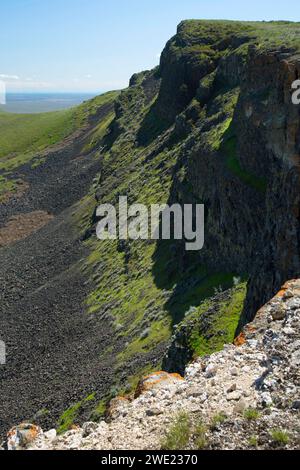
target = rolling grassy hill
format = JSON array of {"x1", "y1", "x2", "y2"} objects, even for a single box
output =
[{"x1": 0, "y1": 91, "x2": 118, "y2": 201}]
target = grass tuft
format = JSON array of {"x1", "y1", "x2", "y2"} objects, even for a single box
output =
[
  {"x1": 270, "y1": 429, "x2": 290, "y2": 446},
  {"x1": 210, "y1": 412, "x2": 227, "y2": 430},
  {"x1": 243, "y1": 408, "x2": 260, "y2": 421},
  {"x1": 161, "y1": 412, "x2": 191, "y2": 450},
  {"x1": 248, "y1": 435, "x2": 258, "y2": 447},
  {"x1": 194, "y1": 421, "x2": 208, "y2": 449}
]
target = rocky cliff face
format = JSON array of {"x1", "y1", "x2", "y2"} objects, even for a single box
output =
[
  {"x1": 152, "y1": 21, "x2": 300, "y2": 336},
  {"x1": 156, "y1": 22, "x2": 300, "y2": 371},
  {"x1": 238, "y1": 49, "x2": 300, "y2": 322}
]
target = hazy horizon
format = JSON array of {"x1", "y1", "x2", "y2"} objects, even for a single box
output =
[{"x1": 0, "y1": 91, "x2": 102, "y2": 113}]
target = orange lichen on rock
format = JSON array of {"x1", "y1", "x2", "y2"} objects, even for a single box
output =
[
  {"x1": 275, "y1": 288, "x2": 288, "y2": 298},
  {"x1": 238, "y1": 279, "x2": 300, "y2": 343},
  {"x1": 234, "y1": 332, "x2": 246, "y2": 347},
  {"x1": 275, "y1": 280, "x2": 300, "y2": 298},
  {"x1": 7, "y1": 423, "x2": 41, "y2": 450},
  {"x1": 134, "y1": 371, "x2": 184, "y2": 398},
  {"x1": 106, "y1": 396, "x2": 130, "y2": 420}
]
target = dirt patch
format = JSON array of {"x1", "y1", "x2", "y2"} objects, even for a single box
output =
[
  {"x1": 0, "y1": 180, "x2": 29, "y2": 205},
  {"x1": 0, "y1": 211, "x2": 54, "y2": 247}
]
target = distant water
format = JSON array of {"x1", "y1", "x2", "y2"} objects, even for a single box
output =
[{"x1": 0, "y1": 93, "x2": 97, "y2": 113}]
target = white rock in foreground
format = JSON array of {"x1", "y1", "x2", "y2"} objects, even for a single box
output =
[{"x1": 6, "y1": 280, "x2": 300, "y2": 450}]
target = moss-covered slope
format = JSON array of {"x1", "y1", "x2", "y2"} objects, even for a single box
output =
[{"x1": 73, "y1": 20, "x2": 300, "y2": 423}]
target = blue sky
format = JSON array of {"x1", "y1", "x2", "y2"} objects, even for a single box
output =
[{"x1": 1, "y1": 0, "x2": 299, "y2": 93}]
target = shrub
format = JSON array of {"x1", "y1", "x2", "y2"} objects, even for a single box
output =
[
  {"x1": 243, "y1": 408, "x2": 260, "y2": 421},
  {"x1": 194, "y1": 421, "x2": 207, "y2": 449},
  {"x1": 161, "y1": 412, "x2": 191, "y2": 450},
  {"x1": 270, "y1": 429, "x2": 290, "y2": 446},
  {"x1": 210, "y1": 412, "x2": 227, "y2": 430}
]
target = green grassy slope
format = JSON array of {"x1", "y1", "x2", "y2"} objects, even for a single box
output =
[
  {"x1": 0, "y1": 91, "x2": 118, "y2": 200},
  {"x1": 176, "y1": 19, "x2": 300, "y2": 50},
  {"x1": 72, "y1": 68, "x2": 247, "y2": 412}
]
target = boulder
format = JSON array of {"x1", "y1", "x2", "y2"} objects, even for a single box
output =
[
  {"x1": 205, "y1": 364, "x2": 218, "y2": 378},
  {"x1": 7, "y1": 423, "x2": 42, "y2": 450},
  {"x1": 82, "y1": 422, "x2": 99, "y2": 438},
  {"x1": 291, "y1": 400, "x2": 300, "y2": 410},
  {"x1": 106, "y1": 396, "x2": 130, "y2": 420},
  {"x1": 233, "y1": 398, "x2": 248, "y2": 414},
  {"x1": 44, "y1": 429, "x2": 57, "y2": 442},
  {"x1": 145, "y1": 407, "x2": 163, "y2": 417},
  {"x1": 270, "y1": 302, "x2": 286, "y2": 321}
]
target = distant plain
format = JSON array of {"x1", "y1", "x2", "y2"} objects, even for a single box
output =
[{"x1": 0, "y1": 93, "x2": 97, "y2": 113}]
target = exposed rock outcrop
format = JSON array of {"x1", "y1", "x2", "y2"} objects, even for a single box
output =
[
  {"x1": 6, "y1": 280, "x2": 299, "y2": 450},
  {"x1": 170, "y1": 42, "x2": 300, "y2": 329},
  {"x1": 134, "y1": 371, "x2": 184, "y2": 398}
]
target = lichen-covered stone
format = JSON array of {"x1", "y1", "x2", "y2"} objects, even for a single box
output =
[
  {"x1": 7, "y1": 423, "x2": 42, "y2": 450},
  {"x1": 134, "y1": 372, "x2": 184, "y2": 398}
]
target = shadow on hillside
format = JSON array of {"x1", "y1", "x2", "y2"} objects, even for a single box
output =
[
  {"x1": 137, "y1": 102, "x2": 171, "y2": 147},
  {"x1": 152, "y1": 235, "x2": 238, "y2": 327},
  {"x1": 152, "y1": 238, "x2": 201, "y2": 325}
]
